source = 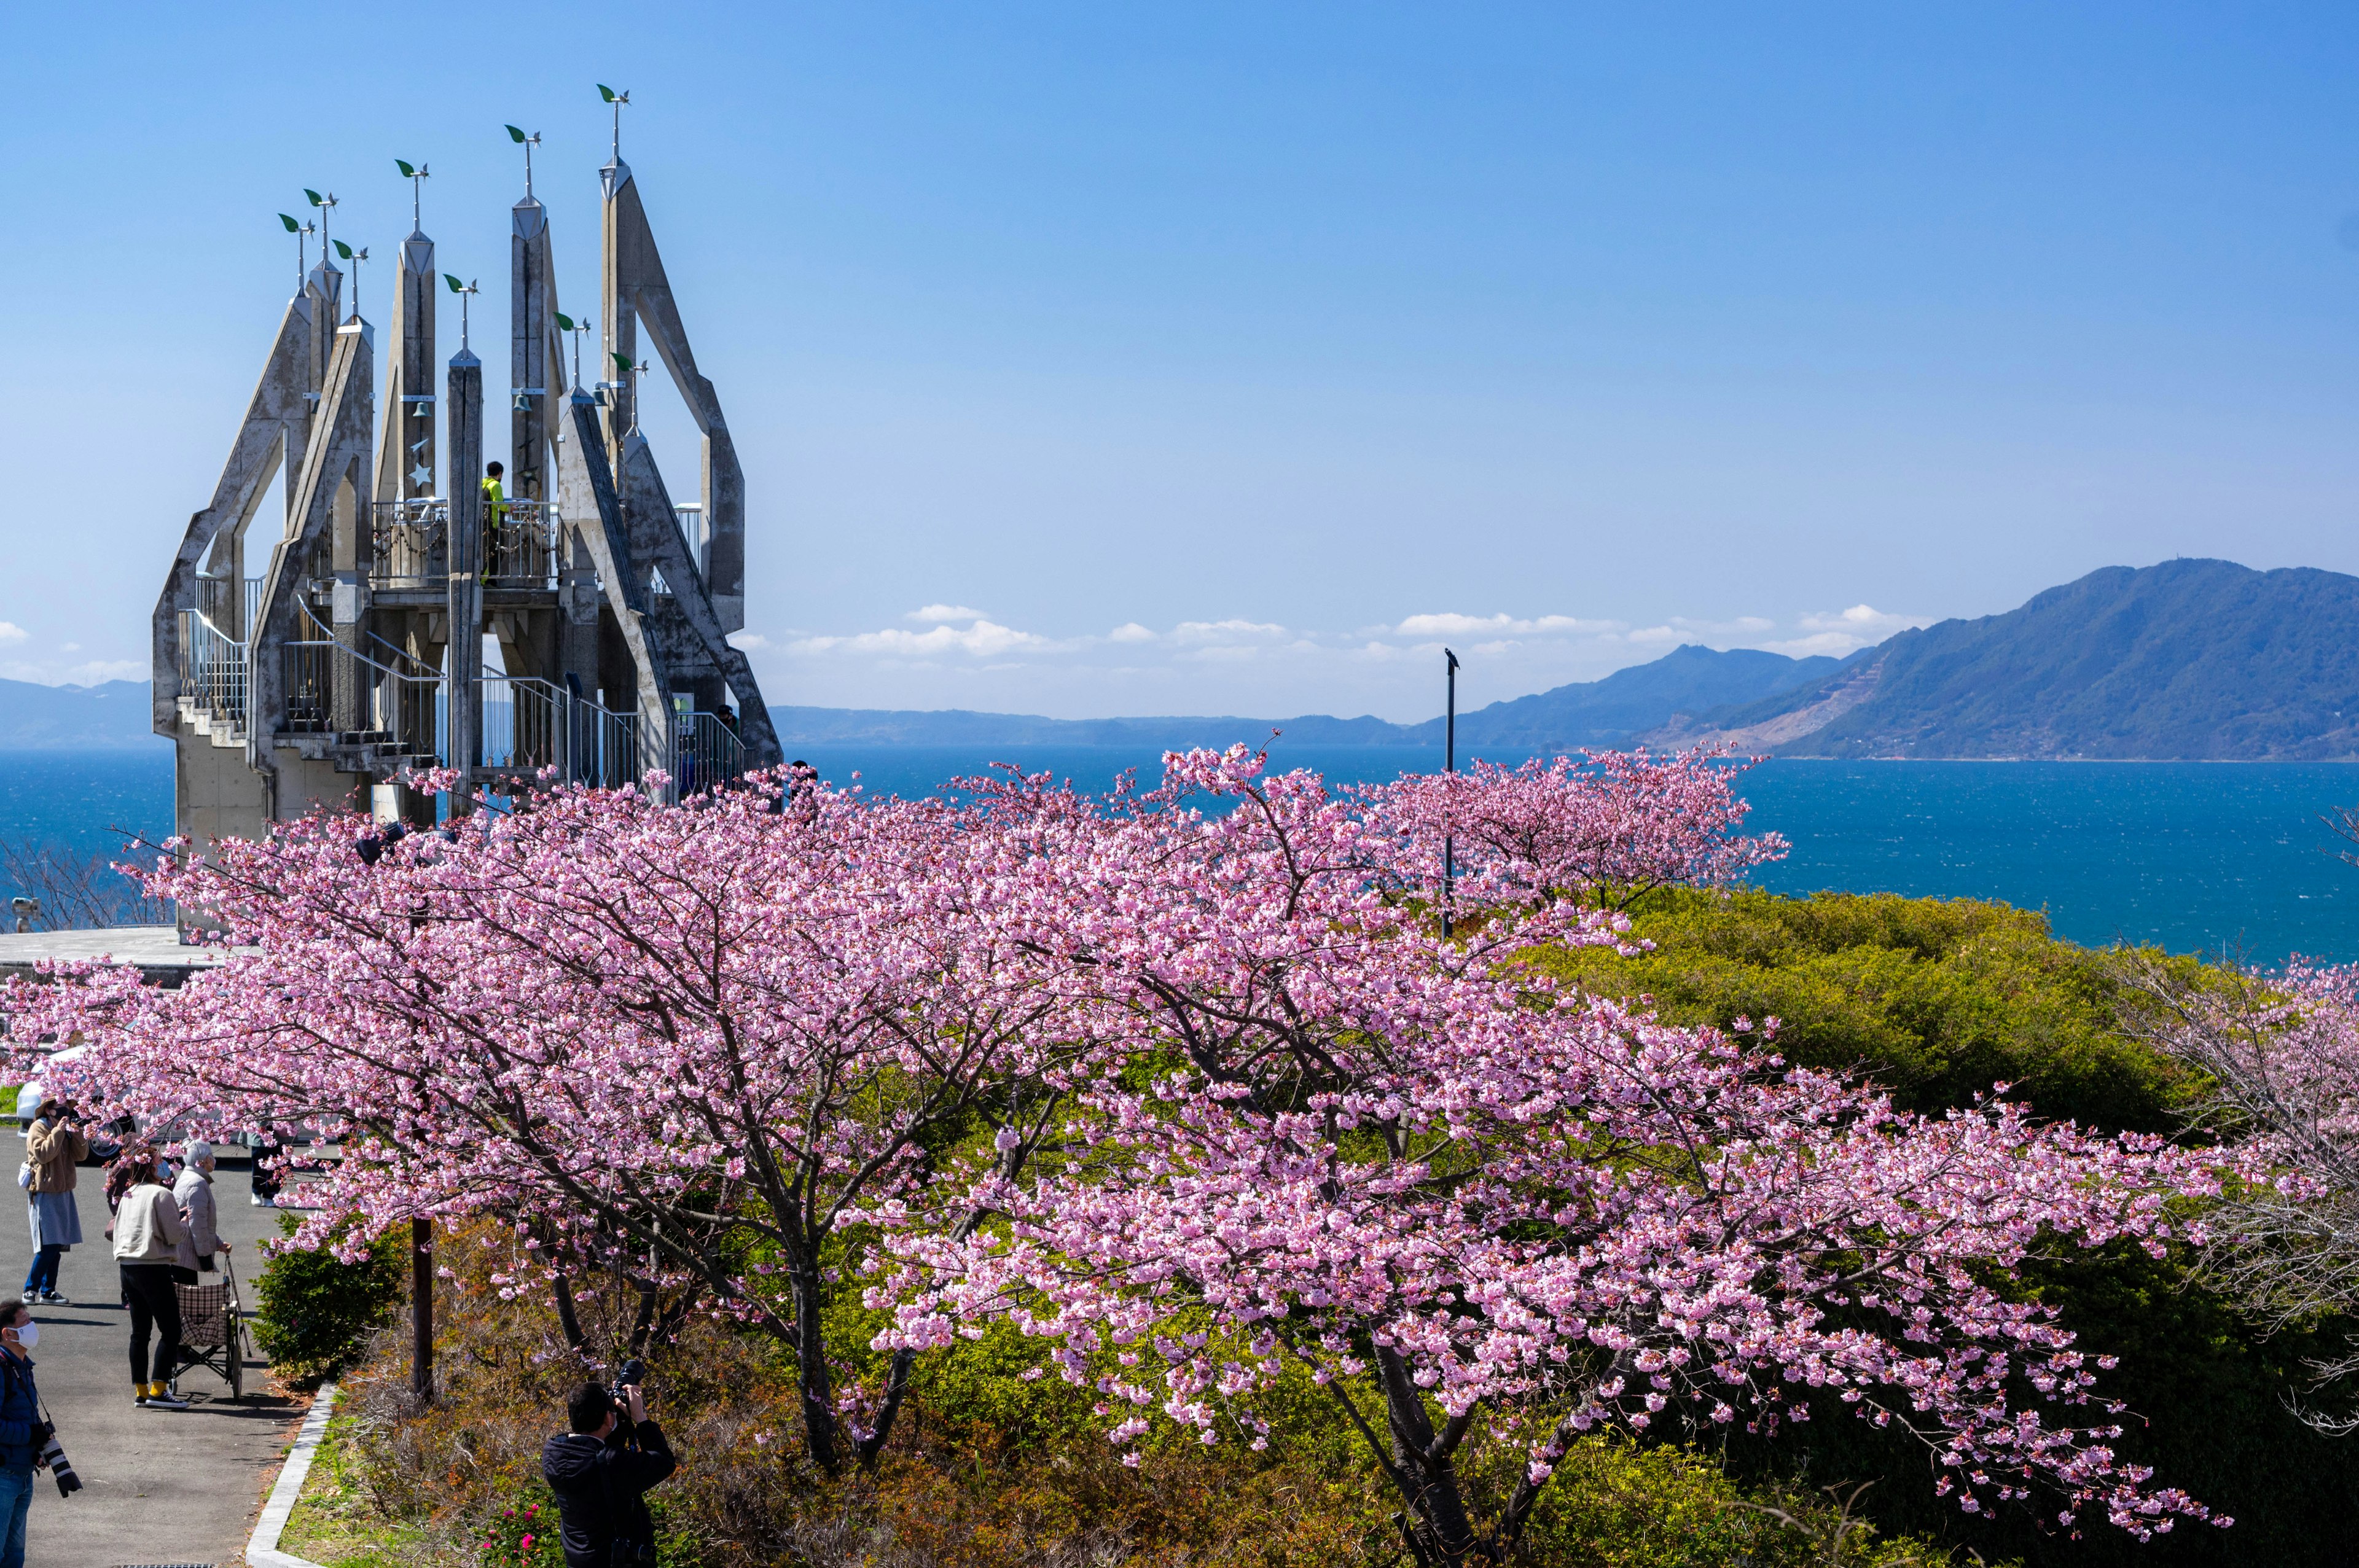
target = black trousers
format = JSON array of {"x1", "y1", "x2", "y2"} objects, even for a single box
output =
[{"x1": 119, "y1": 1263, "x2": 182, "y2": 1384}]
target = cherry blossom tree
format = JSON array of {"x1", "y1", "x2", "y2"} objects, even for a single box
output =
[
  {"x1": 5, "y1": 770, "x2": 1091, "y2": 1470},
  {"x1": 870, "y1": 747, "x2": 2228, "y2": 1564},
  {"x1": 2119, "y1": 958, "x2": 2359, "y2": 1430}
]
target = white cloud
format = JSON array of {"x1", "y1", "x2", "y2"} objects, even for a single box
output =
[
  {"x1": 1170, "y1": 618, "x2": 1288, "y2": 642},
  {"x1": 728, "y1": 632, "x2": 772, "y2": 651},
  {"x1": 749, "y1": 600, "x2": 1928, "y2": 722},
  {"x1": 791, "y1": 619, "x2": 1059, "y2": 659},
  {"x1": 0, "y1": 624, "x2": 27, "y2": 646},
  {"x1": 1758, "y1": 604, "x2": 1927, "y2": 658},
  {"x1": 1392, "y1": 612, "x2": 1606, "y2": 638}
]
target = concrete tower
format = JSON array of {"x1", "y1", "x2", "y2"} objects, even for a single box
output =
[{"x1": 156, "y1": 112, "x2": 782, "y2": 864}]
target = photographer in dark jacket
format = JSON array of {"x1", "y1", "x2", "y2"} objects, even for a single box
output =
[{"x1": 541, "y1": 1378, "x2": 676, "y2": 1566}]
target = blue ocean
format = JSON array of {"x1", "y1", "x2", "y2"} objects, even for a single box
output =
[{"x1": 9, "y1": 741, "x2": 2359, "y2": 964}]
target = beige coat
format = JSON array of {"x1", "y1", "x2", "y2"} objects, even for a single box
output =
[
  {"x1": 111, "y1": 1182, "x2": 185, "y2": 1264},
  {"x1": 25, "y1": 1117, "x2": 87, "y2": 1195}
]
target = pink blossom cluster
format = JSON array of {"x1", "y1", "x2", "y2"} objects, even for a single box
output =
[
  {"x1": 0, "y1": 746, "x2": 2226, "y2": 1554},
  {"x1": 1380, "y1": 747, "x2": 1788, "y2": 910}
]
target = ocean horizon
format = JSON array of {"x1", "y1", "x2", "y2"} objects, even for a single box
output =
[{"x1": 6, "y1": 743, "x2": 2358, "y2": 965}]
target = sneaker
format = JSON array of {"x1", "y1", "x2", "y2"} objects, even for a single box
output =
[
  {"x1": 146, "y1": 1389, "x2": 190, "y2": 1411},
  {"x1": 134, "y1": 1386, "x2": 149, "y2": 1407},
  {"x1": 249, "y1": 1195, "x2": 264, "y2": 1206},
  {"x1": 16, "y1": 1291, "x2": 32, "y2": 1306},
  {"x1": 36, "y1": 1291, "x2": 65, "y2": 1306}
]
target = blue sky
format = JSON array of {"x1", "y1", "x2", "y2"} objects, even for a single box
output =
[{"x1": 9, "y1": 3, "x2": 2359, "y2": 720}]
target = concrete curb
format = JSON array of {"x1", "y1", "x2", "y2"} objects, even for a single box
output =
[{"x1": 242, "y1": 1381, "x2": 337, "y2": 1568}]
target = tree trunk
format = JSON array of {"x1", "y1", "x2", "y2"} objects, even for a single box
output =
[
  {"x1": 793, "y1": 1262, "x2": 841, "y2": 1470},
  {"x1": 1379, "y1": 1350, "x2": 1481, "y2": 1564}
]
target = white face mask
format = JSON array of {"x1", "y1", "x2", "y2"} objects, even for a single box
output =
[{"x1": 8, "y1": 1320, "x2": 37, "y2": 1351}]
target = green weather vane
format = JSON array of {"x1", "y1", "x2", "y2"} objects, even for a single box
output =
[
  {"x1": 396, "y1": 158, "x2": 429, "y2": 230},
  {"x1": 444, "y1": 273, "x2": 479, "y2": 351},
  {"x1": 557, "y1": 311, "x2": 592, "y2": 391},
  {"x1": 278, "y1": 211, "x2": 315, "y2": 291},
  {"x1": 598, "y1": 84, "x2": 631, "y2": 160},
  {"x1": 611, "y1": 351, "x2": 654, "y2": 433},
  {"x1": 506, "y1": 125, "x2": 541, "y2": 198},
  {"x1": 304, "y1": 189, "x2": 337, "y2": 271},
  {"x1": 334, "y1": 240, "x2": 369, "y2": 322}
]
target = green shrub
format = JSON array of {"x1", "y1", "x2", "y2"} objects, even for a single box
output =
[{"x1": 252, "y1": 1212, "x2": 405, "y2": 1385}]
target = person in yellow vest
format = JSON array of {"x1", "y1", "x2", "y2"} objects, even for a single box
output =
[{"x1": 481, "y1": 461, "x2": 509, "y2": 583}]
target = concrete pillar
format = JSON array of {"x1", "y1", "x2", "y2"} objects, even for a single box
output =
[
  {"x1": 445, "y1": 351, "x2": 483, "y2": 806},
  {"x1": 511, "y1": 196, "x2": 553, "y2": 505}
]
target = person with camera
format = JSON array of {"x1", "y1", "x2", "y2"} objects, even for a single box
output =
[
  {"x1": 0, "y1": 1300, "x2": 47, "y2": 1567},
  {"x1": 541, "y1": 1371, "x2": 677, "y2": 1567},
  {"x1": 19, "y1": 1094, "x2": 87, "y2": 1308}
]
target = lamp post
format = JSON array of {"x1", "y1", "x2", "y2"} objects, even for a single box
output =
[{"x1": 1443, "y1": 647, "x2": 1459, "y2": 939}]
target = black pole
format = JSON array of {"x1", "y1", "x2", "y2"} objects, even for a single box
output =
[
  {"x1": 1443, "y1": 648, "x2": 1459, "y2": 939},
  {"x1": 410, "y1": 1217, "x2": 434, "y2": 1403}
]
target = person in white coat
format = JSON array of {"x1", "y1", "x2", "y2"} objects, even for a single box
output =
[{"x1": 170, "y1": 1141, "x2": 231, "y2": 1285}]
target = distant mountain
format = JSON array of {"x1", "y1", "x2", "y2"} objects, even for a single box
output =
[
  {"x1": 0, "y1": 680, "x2": 163, "y2": 751},
  {"x1": 1415, "y1": 644, "x2": 1843, "y2": 752},
  {"x1": 1650, "y1": 560, "x2": 2359, "y2": 760},
  {"x1": 770, "y1": 646, "x2": 1839, "y2": 755}
]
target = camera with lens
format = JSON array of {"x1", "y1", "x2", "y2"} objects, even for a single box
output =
[
  {"x1": 608, "y1": 1357, "x2": 647, "y2": 1411},
  {"x1": 36, "y1": 1426, "x2": 79, "y2": 1497}
]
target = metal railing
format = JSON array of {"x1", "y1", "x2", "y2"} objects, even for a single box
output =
[
  {"x1": 673, "y1": 710, "x2": 746, "y2": 799},
  {"x1": 475, "y1": 674, "x2": 642, "y2": 790},
  {"x1": 194, "y1": 575, "x2": 266, "y2": 639},
  {"x1": 281, "y1": 640, "x2": 443, "y2": 763},
  {"x1": 369, "y1": 499, "x2": 448, "y2": 589},
  {"x1": 176, "y1": 610, "x2": 248, "y2": 736},
  {"x1": 487, "y1": 499, "x2": 562, "y2": 589}
]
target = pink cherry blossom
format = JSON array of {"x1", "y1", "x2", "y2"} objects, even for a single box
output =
[{"x1": 0, "y1": 746, "x2": 2227, "y2": 1559}]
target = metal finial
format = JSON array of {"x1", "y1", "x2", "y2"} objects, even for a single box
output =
[
  {"x1": 598, "y1": 84, "x2": 631, "y2": 161},
  {"x1": 396, "y1": 160, "x2": 430, "y2": 232},
  {"x1": 506, "y1": 125, "x2": 541, "y2": 199}
]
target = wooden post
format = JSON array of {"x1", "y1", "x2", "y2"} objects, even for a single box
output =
[{"x1": 410, "y1": 1216, "x2": 433, "y2": 1402}]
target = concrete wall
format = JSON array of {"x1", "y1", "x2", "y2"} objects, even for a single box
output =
[{"x1": 175, "y1": 724, "x2": 368, "y2": 849}]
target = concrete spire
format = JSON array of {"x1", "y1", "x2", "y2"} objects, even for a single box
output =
[{"x1": 374, "y1": 174, "x2": 437, "y2": 505}]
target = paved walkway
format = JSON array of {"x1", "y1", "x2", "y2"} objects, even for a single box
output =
[{"x1": 6, "y1": 1156, "x2": 310, "y2": 1568}]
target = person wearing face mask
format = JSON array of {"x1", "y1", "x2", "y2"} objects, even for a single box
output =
[{"x1": 0, "y1": 1300, "x2": 43, "y2": 1567}]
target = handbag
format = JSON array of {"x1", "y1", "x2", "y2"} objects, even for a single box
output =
[{"x1": 14, "y1": 1163, "x2": 30, "y2": 1192}]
